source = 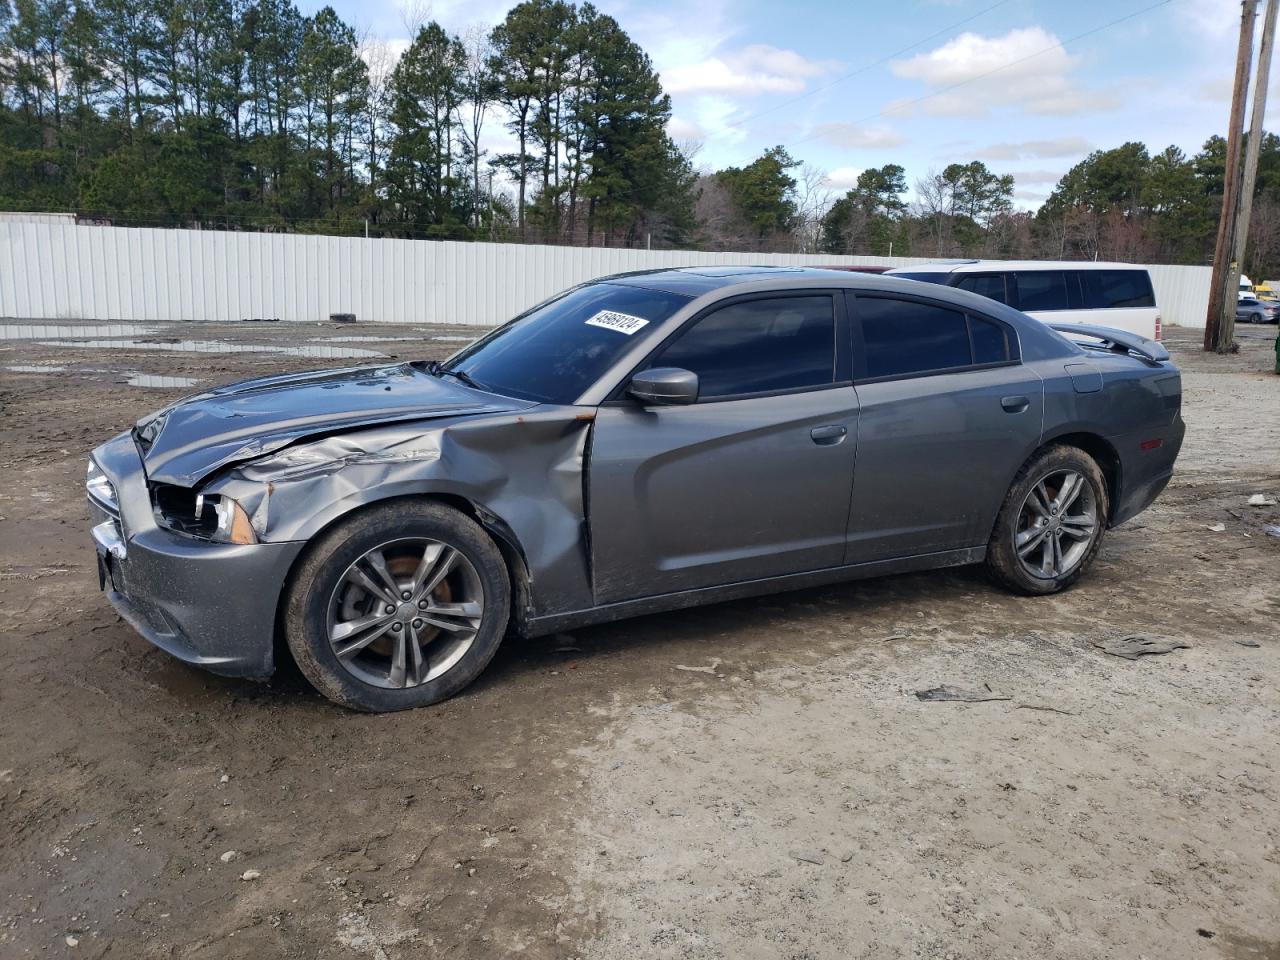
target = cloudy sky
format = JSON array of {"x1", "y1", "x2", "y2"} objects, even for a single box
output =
[{"x1": 317, "y1": 0, "x2": 1259, "y2": 208}]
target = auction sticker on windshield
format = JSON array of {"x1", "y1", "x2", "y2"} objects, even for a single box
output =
[{"x1": 585, "y1": 310, "x2": 650, "y2": 335}]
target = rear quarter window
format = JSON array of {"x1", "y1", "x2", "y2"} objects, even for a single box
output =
[
  {"x1": 970, "y1": 316, "x2": 1010, "y2": 364},
  {"x1": 1081, "y1": 270, "x2": 1156, "y2": 309}
]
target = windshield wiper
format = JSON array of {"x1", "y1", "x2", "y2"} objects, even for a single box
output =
[{"x1": 419, "y1": 359, "x2": 489, "y2": 392}]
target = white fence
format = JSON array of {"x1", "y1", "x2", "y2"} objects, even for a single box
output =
[{"x1": 0, "y1": 221, "x2": 1212, "y2": 328}]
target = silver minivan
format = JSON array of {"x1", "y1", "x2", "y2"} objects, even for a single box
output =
[{"x1": 886, "y1": 260, "x2": 1161, "y2": 340}]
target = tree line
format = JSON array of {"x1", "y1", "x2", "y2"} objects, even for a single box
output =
[
  {"x1": 0, "y1": 0, "x2": 697, "y2": 245},
  {"x1": 816, "y1": 137, "x2": 1280, "y2": 280},
  {"x1": 2, "y1": 0, "x2": 1274, "y2": 275}
]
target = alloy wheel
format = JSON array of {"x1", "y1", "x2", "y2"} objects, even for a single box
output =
[
  {"x1": 1014, "y1": 470, "x2": 1099, "y2": 580},
  {"x1": 326, "y1": 538, "x2": 484, "y2": 689}
]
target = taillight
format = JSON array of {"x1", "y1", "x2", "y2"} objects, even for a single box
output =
[{"x1": 1154, "y1": 314, "x2": 1162, "y2": 341}]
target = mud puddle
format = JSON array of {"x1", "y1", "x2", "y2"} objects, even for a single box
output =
[
  {"x1": 0, "y1": 323, "x2": 162, "y2": 339},
  {"x1": 36, "y1": 338, "x2": 388, "y2": 359}
]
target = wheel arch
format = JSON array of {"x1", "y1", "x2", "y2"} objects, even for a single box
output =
[
  {"x1": 1032, "y1": 430, "x2": 1122, "y2": 523},
  {"x1": 271, "y1": 490, "x2": 535, "y2": 675}
]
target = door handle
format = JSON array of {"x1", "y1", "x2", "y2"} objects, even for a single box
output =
[
  {"x1": 1001, "y1": 395, "x2": 1030, "y2": 414},
  {"x1": 810, "y1": 424, "x2": 848, "y2": 445}
]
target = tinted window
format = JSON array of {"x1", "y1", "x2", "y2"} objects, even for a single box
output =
[
  {"x1": 970, "y1": 316, "x2": 1009, "y2": 364},
  {"x1": 655, "y1": 296, "x2": 835, "y2": 399},
  {"x1": 955, "y1": 273, "x2": 1010, "y2": 304},
  {"x1": 1016, "y1": 271, "x2": 1070, "y2": 311},
  {"x1": 1081, "y1": 269, "x2": 1156, "y2": 309},
  {"x1": 891, "y1": 272, "x2": 950, "y2": 284},
  {"x1": 859, "y1": 298, "x2": 971, "y2": 378},
  {"x1": 448, "y1": 283, "x2": 690, "y2": 403}
]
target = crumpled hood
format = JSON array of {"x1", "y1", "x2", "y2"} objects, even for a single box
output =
[{"x1": 135, "y1": 363, "x2": 532, "y2": 487}]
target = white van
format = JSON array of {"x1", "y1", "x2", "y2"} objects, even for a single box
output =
[{"x1": 885, "y1": 260, "x2": 1162, "y2": 340}]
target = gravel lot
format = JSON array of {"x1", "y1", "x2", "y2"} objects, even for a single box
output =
[{"x1": 0, "y1": 320, "x2": 1277, "y2": 959}]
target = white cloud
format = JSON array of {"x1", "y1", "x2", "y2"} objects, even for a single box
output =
[
  {"x1": 687, "y1": 95, "x2": 752, "y2": 150},
  {"x1": 973, "y1": 137, "x2": 1090, "y2": 161},
  {"x1": 823, "y1": 167, "x2": 864, "y2": 189},
  {"x1": 893, "y1": 27, "x2": 1068, "y2": 87},
  {"x1": 667, "y1": 116, "x2": 707, "y2": 143},
  {"x1": 662, "y1": 44, "x2": 840, "y2": 97},
  {"x1": 812, "y1": 122, "x2": 906, "y2": 150},
  {"x1": 889, "y1": 27, "x2": 1119, "y2": 118}
]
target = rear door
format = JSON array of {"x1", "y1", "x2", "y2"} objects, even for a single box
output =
[
  {"x1": 588, "y1": 292, "x2": 858, "y2": 604},
  {"x1": 844, "y1": 293, "x2": 1044, "y2": 563}
]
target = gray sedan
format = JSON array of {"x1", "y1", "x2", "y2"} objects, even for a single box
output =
[
  {"x1": 88, "y1": 267, "x2": 1185, "y2": 711},
  {"x1": 1236, "y1": 297, "x2": 1279, "y2": 323}
]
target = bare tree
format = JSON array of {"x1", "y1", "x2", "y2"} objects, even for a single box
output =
[
  {"x1": 1247, "y1": 196, "x2": 1280, "y2": 276},
  {"x1": 454, "y1": 25, "x2": 495, "y2": 230},
  {"x1": 357, "y1": 34, "x2": 396, "y2": 196},
  {"x1": 693, "y1": 175, "x2": 750, "y2": 250},
  {"x1": 792, "y1": 163, "x2": 832, "y2": 254},
  {"x1": 914, "y1": 171, "x2": 954, "y2": 257},
  {"x1": 398, "y1": 0, "x2": 432, "y2": 36}
]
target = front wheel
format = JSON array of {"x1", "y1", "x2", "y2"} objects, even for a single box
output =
[
  {"x1": 282, "y1": 500, "x2": 510, "y2": 712},
  {"x1": 985, "y1": 445, "x2": 1109, "y2": 595}
]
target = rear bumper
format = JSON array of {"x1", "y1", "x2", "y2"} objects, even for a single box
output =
[
  {"x1": 1111, "y1": 414, "x2": 1185, "y2": 526},
  {"x1": 89, "y1": 432, "x2": 304, "y2": 679}
]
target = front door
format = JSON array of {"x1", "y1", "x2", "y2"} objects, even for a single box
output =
[{"x1": 588, "y1": 293, "x2": 858, "y2": 605}]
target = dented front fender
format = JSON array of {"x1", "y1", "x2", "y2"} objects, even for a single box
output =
[{"x1": 203, "y1": 407, "x2": 597, "y2": 619}]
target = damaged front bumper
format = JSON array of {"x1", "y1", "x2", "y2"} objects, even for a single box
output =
[{"x1": 89, "y1": 432, "x2": 304, "y2": 679}]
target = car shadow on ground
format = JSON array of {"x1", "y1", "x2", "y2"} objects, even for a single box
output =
[
  {"x1": 137, "y1": 564, "x2": 1003, "y2": 712},
  {"x1": 469, "y1": 564, "x2": 998, "y2": 693}
]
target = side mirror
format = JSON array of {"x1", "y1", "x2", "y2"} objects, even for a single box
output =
[{"x1": 629, "y1": 367, "x2": 699, "y2": 405}]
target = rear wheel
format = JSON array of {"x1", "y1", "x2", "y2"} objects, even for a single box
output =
[
  {"x1": 283, "y1": 500, "x2": 509, "y2": 711},
  {"x1": 985, "y1": 445, "x2": 1108, "y2": 595}
]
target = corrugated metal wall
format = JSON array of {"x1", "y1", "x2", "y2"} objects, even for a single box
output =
[{"x1": 0, "y1": 221, "x2": 1213, "y2": 328}]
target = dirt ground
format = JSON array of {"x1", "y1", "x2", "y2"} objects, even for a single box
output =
[{"x1": 0, "y1": 319, "x2": 1277, "y2": 960}]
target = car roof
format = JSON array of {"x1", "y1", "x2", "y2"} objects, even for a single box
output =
[
  {"x1": 598, "y1": 265, "x2": 926, "y2": 297},
  {"x1": 886, "y1": 260, "x2": 1151, "y2": 274}
]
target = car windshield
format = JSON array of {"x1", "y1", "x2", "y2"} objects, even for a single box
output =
[
  {"x1": 444, "y1": 282, "x2": 691, "y2": 404},
  {"x1": 891, "y1": 272, "x2": 950, "y2": 283}
]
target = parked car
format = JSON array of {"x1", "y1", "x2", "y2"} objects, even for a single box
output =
[
  {"x1": 886, "y1": 260, "x2": 1162, "y2": 340},
  {"x1": 1235, "y1": 297, "x2": 1280, "y2": 323},
  {"x1": 89, "y1": 267, "x2": 1185, "y2": 712}
]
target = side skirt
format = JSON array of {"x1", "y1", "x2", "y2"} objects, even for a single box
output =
[{"x1": 523, "y1": 546, "x2": 987, "y2": 637}]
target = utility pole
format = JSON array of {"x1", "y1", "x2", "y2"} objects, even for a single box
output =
[
  {"x1": 1222, "y1": 0, "x2": 1280, "y2": 352},
  {"x1": 1205, "y1": 0, "x2": 1259, "y2": 352},
  {"x1": 487, "y1": 170, "x2": 495, "y2": 242}
]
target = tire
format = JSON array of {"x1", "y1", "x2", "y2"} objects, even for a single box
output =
[
  {"x1": 282, "y1": 500, "x2": 510, "y2": 712},
  {"x1": 985, "y1": 445, "x2": 1109, "y2": 596}
]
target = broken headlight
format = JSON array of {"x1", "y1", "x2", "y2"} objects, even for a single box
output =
[
  {"x1": 152, "y1": 485, "x2": 258, "y2": 544},
  {"x1": 86, "y1": 459, "x2": 119, "y2": 513}
]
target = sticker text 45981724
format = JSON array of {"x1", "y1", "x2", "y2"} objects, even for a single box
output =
[{"x1": 584, "y1": 310, "x2": 650, "y2": 335}]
